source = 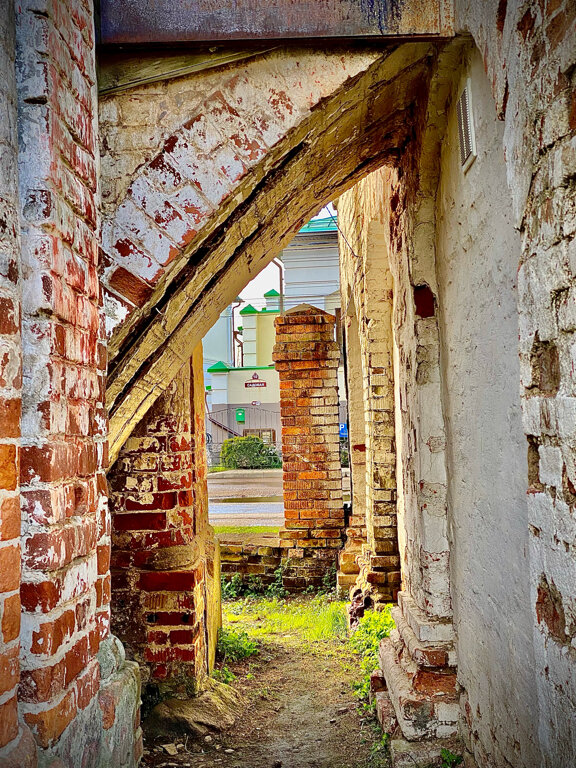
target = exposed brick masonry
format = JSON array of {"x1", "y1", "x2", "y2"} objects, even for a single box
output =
[
  {"x1": 273, "y1": 305, "x2": 344, "y2": 590},
  {"x1": 109, "y1": 349, "x2": 218, "y2": 703}
]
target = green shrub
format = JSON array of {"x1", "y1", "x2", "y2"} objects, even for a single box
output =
[
  {"x1": 220, "y1": 435, "x2": 282, "y2": 469},
  {"x1": 321, "y1": 564, "x2": 337, "y2": 594},
  {"x1": 216, "y1": 627, "x2": 258, "y2": 662},
  {"x1": 340, "y1": 437, "x2": 349, "y2": 467},
  {"x1": 349, "y1": 606, "x2": 395, "y2": 700}
]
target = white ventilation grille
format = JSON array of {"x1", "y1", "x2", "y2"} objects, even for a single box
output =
[{"x1": 457, "y1": 80, "x2": 477, "y2": 172}]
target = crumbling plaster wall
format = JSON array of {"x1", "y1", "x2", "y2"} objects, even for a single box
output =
[
  {"x1": 0, "y1": 0, "x2": 30, "y2": 760},
  {"x1": 452, "y1": 2, "x2": 576, "y2": 765},
  {"x1": 339, "y1": 2, "x2": 576, "y2": 760},
  {"x1": 435, "y1": 48, "x2": 540, "y2": 768}
]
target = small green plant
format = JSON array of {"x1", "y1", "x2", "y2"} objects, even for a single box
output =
[
  {"x1": 222, "y1": 568, "x2": 289, "y2": 600},
  {"x1": 370, "y1": 733, "x2": 390, "y2": 757},
  {"x1": 220, "y1": 435, "x2": 281, "y2": 469},
  {"x1": 266, "y1": 566, "x2": 288, "y2": 598},
  {"x1": 441, "y1": 748, "x2": 463, "y2": 768},
  {"x1": 321, "y1": 564, "x2": 337, "y2": 594},
  {"x1": 349, "y1": 606, "x2": 395, "y2": 700},
  {"x1": 246, "y1": 575, "x2": 265, "y2": 595},
  {"x1": 211, "y1": 666, "x2": 236, "y2": 684},
  {"x1": 216, "y1": 627, "x2": 259, "y2": 662}
]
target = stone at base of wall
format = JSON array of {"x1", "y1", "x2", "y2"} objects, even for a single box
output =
[
  {"x1": 37, "y1": 653, "x2": 141, "y2": 768},
  {"x1": 390, "y1": 737, "x2": 471, "y2": 768},
  {"x1": 0, "y1": 637, "x2": 142, "y2": 768},
  {"x1": 98, "y1": 656, "x2": 142, "y2": 768}
]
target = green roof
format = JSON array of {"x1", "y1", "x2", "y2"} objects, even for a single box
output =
[
  {"x1": 264, "y1": 288, "x2": 280, "y2": 297},
  {"x1": 207, "y1": 362, "x2": 275, "y2": 373},
  {"x1": 239, "y1": 303, "x2": 259, "y2": 315},
  {"x1": 234, "y1": 366, "x2": 274, "y2": 371},
  {"x1": 261, "y1": 308, "x2": 280, "y2": 313},
  {"x1": 207, "y1": 360, "x2": 233, "y2": 373},
  {"x1": 299, "y1": 216, "x2": 337, "y2": 234}
]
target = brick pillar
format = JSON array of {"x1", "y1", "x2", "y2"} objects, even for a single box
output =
[
  {"x1": 109, "y1": 348, "x2": 217, "y2": 702},
  {"x1": 12, "y1": 0, "x2": 134, "y2": 761},
  {"x1": 273, "y1": 305, "x2": 344, "y2": 591},
  {"x1": 337, "y1": 307, "x2": 367, "y2": 595}
]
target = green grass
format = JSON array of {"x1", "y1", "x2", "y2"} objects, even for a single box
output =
[
  {"x1": 208, "y1": 466, "x2": 229, "y2": 473},
  {"x1": 224, "y1": 595, "x2": 348, "y2": 646},
  {"x1": 214, "y1": 525, "x2": 280, "y2": 535}
]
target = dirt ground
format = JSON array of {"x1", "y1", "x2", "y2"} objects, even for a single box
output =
[{"x1": 141, "y1": 630, "x2": 386, "y2": 768}]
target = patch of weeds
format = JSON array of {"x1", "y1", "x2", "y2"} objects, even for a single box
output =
[
  {"x1": 221, "y1": 566, "x2": 289, "y2": 600},
  {"x1": 217, "y1": 626, "x2": 259, "y2": 662},
  {"x1": 321, "y1": 564, "x2": 337, "y2": 594},
  {"x1": 246, "y1": 575, "x2": 266, "y2": 595},
  {"x1": 359, "y1": 728, "x2": 391, "y2": 768},
  {"x1": 441, "y1": 748, "x2": 463, "y2": 768},
  {"x1": 370, "y1": 732, "x2": 390, "y2": 757},
  {"x1": 349, "y1": 607, "x2": 395, "y2": 701}
]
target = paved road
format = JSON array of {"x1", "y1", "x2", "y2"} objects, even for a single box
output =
[
  {"x1": 209, "y1": 499, "x2": 284, "y2": 527},
  {"x1": 208, "y1": 468, "x2": 350, "y2": 527},
  {"x1": 208, "y1": 469, "x2": 283, "y2": 500}
]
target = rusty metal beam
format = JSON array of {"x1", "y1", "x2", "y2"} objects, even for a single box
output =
[{"x1": 99, "y1": 0, "x2": 454, "y2": 45}]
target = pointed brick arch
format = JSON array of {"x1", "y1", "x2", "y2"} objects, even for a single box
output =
[{"x1": 101, "y1": 44, "x2": 438, "y2": 462}]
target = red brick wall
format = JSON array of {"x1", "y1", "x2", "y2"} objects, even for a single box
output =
[
  {"x1": 15, "y1": 0, "x2": 106, "y2": 751},
  {"x1": 273, "y1": 305, "x2": 345, "y2": 590},
  {"x1": 109, "y1": 357, "x2": 211, "y2": 699}
]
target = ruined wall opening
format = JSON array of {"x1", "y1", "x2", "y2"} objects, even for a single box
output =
[{"x1": 98, "y1": 42, "x2": 435, "y2": 706}]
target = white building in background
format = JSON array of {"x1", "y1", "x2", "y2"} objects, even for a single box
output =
[
  {"x1": 203, "y1": 216, "x2": 345, "y2": 462},
  {"x1": 281, "y1": 216, "x2": 340, "y2": 313},
  {"x1": 202, "y1": 304, "x2": 235, "y2": 396}
]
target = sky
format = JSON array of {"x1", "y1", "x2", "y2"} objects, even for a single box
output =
[{"x1": 237, "y1": 203, "x2": 336, "y2": 312}]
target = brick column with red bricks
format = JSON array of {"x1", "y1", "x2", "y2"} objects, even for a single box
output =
[
  {"x1": 109, "y1": 351, "x2": 216, "y2": 700},
  {"x1": 273, "y1": 305, "x2": 345, "y2": 591},
  {"x1": 12, "y1": 0, "x2": 140, "y2": 763}
]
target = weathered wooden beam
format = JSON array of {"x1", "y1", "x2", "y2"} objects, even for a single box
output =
[
  {"x1": 98, "y1": 48, "x2": 278, "y2": 95},
  {"x1": 99, "y1": 0, "x2": 454, "y2": 45}
]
